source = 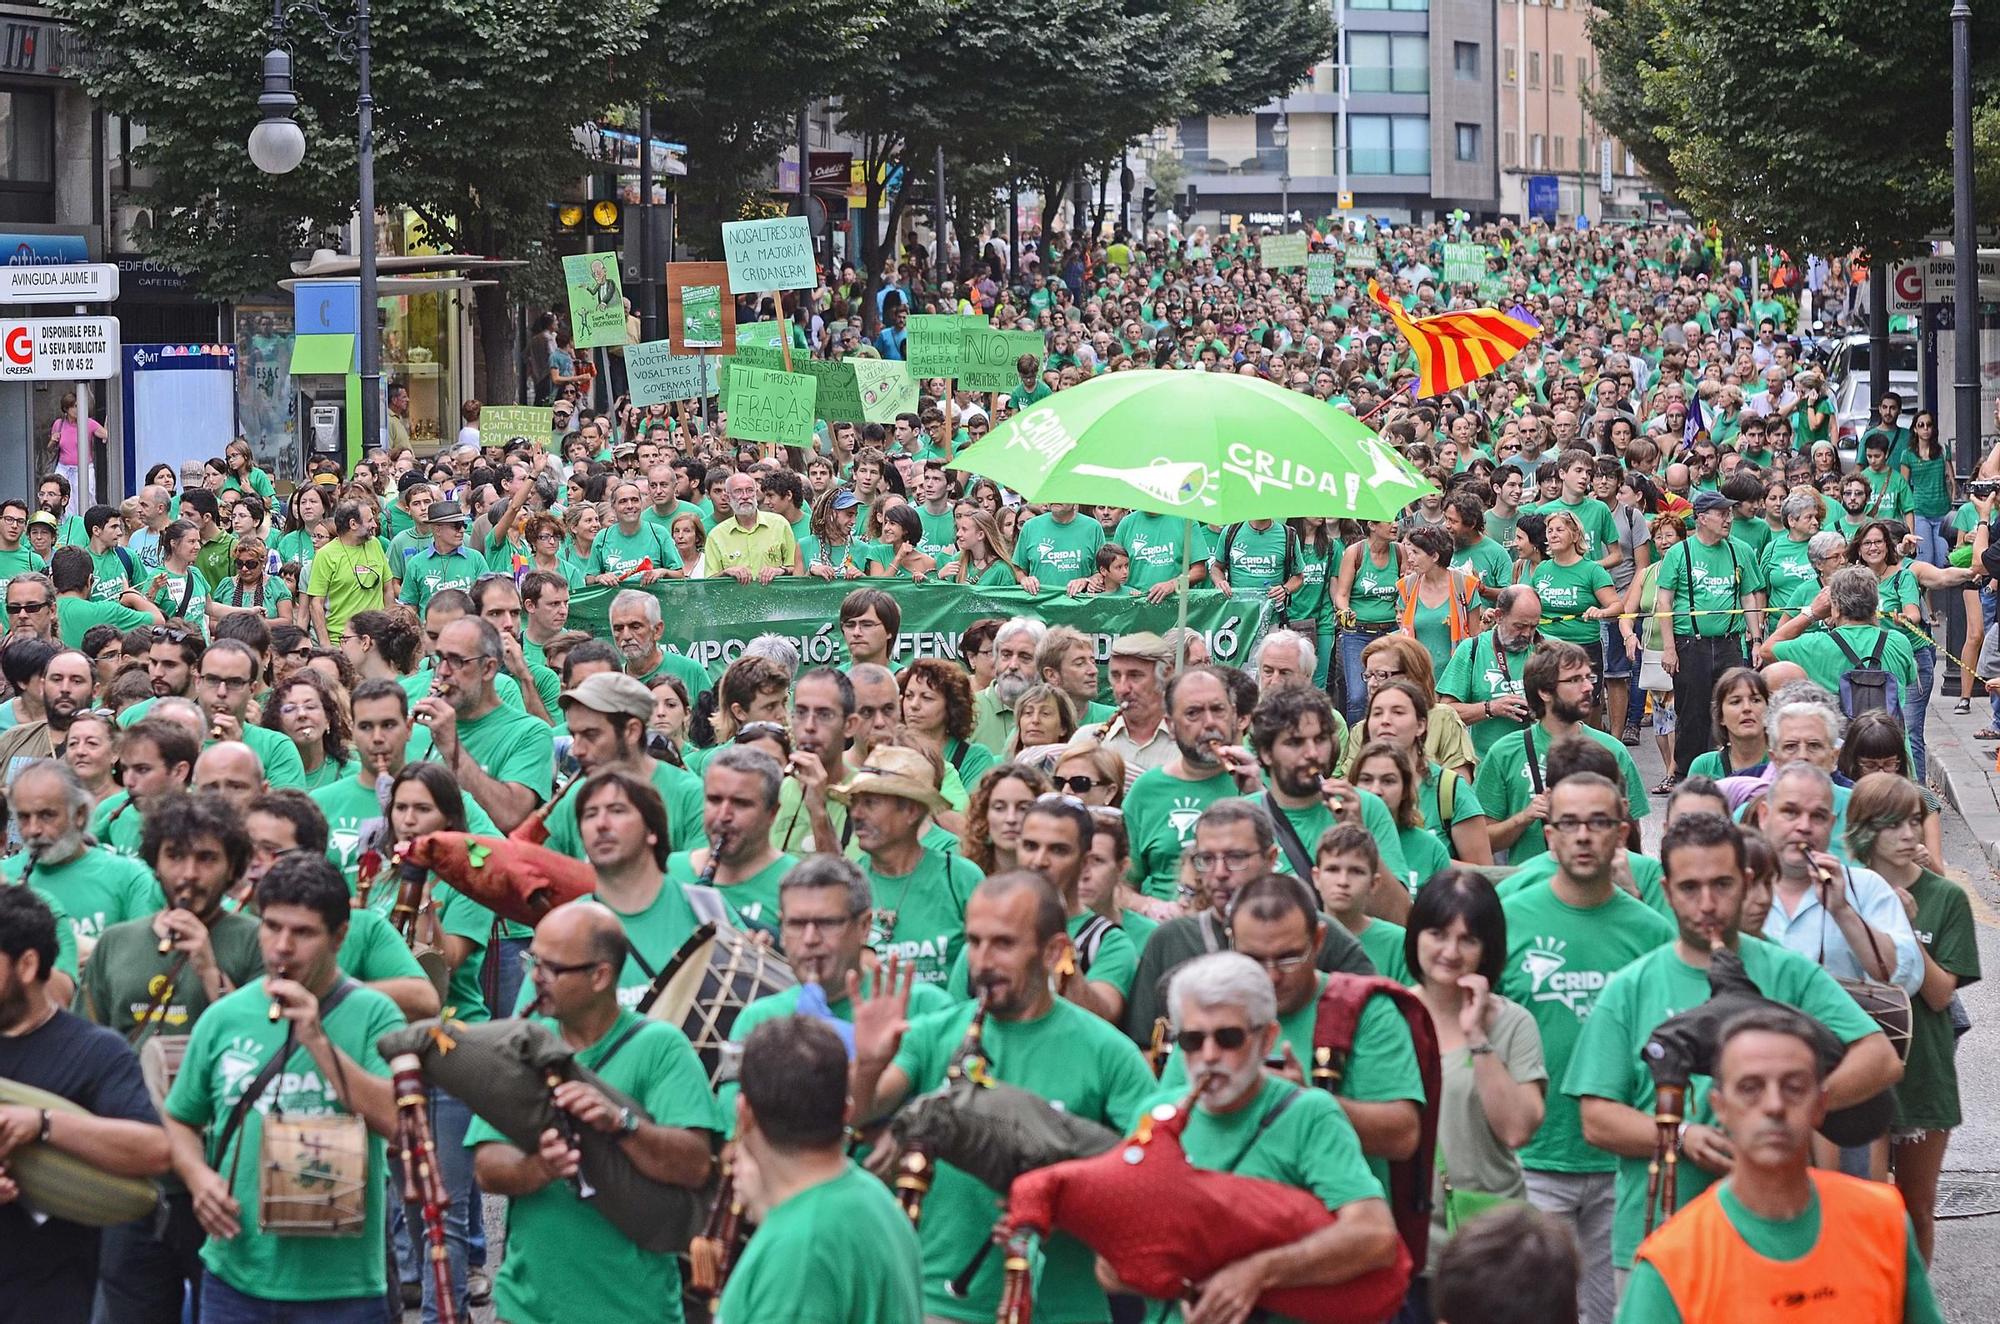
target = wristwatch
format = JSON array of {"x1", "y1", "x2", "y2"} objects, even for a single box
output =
[{"x1": 616, "y1": 1106, "x2": 641, "y2": 1137}]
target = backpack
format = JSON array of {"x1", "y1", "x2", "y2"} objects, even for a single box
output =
[
  {"x1": 1831, "y1": 629, "x2": 1905, "y2": 724},
  {"x1": 1312, "y1": 974, "x2": 1443, "y2": 1271}
]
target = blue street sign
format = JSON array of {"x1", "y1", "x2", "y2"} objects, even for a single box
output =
[{"x1": 1527, "y1": 175, "x2": 1558, "y2": 224}]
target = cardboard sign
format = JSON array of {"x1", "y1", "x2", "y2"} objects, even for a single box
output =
[
  {"x1": 562, "y1": 253, "x2": 630, "y2": 348},
  {"x1": 904, "y1": 314, "x2": 970, "y2": 378},
  {"x1": 905, "y1": 317, "x2": 1042, "y2": 391},
  {"x1": 723, "y1": 365, "x2": 817, "y2": 445},
  {"x1": 1345, "y1": 244, "x2": 1379, "y2": 272},
  {"x1": 1261, "y1": 233, "x2": 1309, "y2": 270},
  {"x1": 1306, "y1": 254, "x2": 1341, "y2": 298},
  {"x1": 478, "y1": 405, "x2": 556, "y2": 444},
  {"x1": 1442, "y1": 242, "x2": 1487, "y2": 285},
  {"x1": 798, "y1": 359, "x2": 864, "y2": 423},
  {"x1": 854, "y1": 359, "x2": 919, "y2": 423},
  {"x1": 721, "y1": 216, "x2": 816, "y2": 291},
  {"x1": 626, "y1": 341, "x2": 719, "y2": 405},
  {"x1": 666, "y1": 260, "x2": 736, "y2": 355}
]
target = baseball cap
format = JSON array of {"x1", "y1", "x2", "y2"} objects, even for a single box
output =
[
  {"x1": 559, "y1": 672, "x2": 656, "y2": 724},
  {"x1": 831, "y1": 490, "x2": 861, "y2": 512},
  {"x1": 1691, "y1": 489, "x2": 1734, "y2": 516}
]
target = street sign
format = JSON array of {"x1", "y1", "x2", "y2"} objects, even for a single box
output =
[
  {"x1": 1888, "y1": 260, "x2": 1924, "y2": 315},
  {"x1": 0, "y1": 317, "x2": 121, "y2": 379},
  {"x1": 1599, "y1": 140, "x2": 1614, "y2": 195},
  {"x1": 1337, "y1": 191, "x2": 1354, "y2": 210},
  {"x1": 1922, "y1": 252, "x2": 2000, "y2": 304},
  {"x1": 0, "y1": 263, "x2": 119, "y2": 304}
]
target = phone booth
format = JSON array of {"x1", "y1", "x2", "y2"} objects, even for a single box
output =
[{"x1": 289, "y1": 279, "x2": 363, "y2": 472}]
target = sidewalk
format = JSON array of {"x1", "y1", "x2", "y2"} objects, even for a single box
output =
[{"x1": 1927, "y1": 717, "x2": 2000, "y2": 871}]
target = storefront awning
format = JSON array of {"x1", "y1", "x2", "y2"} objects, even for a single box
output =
[{"x1": 290, "y1": 333, "x2": 355, "y2": 376}]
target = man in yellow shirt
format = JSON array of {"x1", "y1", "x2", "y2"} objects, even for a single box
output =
[{"x1": 701, "y1": 472, "x2": 798, "y2": 583}]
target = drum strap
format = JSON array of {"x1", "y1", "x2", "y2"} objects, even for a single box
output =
[
  {"x1": 590, "y1": 1019, "x2": 648, "y2": 1074},
  {"x1": 214, "y1": 977, "x2": 359, "y2": 1178}
]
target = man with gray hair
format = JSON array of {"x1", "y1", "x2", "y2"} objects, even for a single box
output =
[
  {"x1": 1252, "y1": 627, "x2": 1317, "y2": 694},
  {"x1": 743, "y1": 632, "x2": 801, "y2": 678},
  {"x1": 1130, "y1": 951, "x2": 1398, "y2": 1309},
  {"x1": 412, "y1": 615, "x2": 555, "y2": 833},
  {"x1": 608, "y1": 585, "x2": 709, "y2": 697},
  {"x1": 1761, "y1": 565, "x2": 1916, "y2": 704},
  {"x1": 664, "y1": 745, "x2": 796, "y2": 938},
  {"x1": 1439, "y1": 584, "x2": 1542, "y2": 758},
  {"x1": 1075, "y1": 631, "x2": 1177, "y2": 779},
  {"x1": 971, "y1": 615, "x2": 1046, "y2": 750},
  {"x1": 0, "y1": 757, "x2": 162, "y2": 952}
]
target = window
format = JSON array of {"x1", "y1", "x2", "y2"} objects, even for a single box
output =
[
  {"x1": 1527, "y1": 52, "x2": 1541, "y2": 88},
  {"x1": 1253, "y1": 113, "x2": 1287, "y2": 172},
  {"x1": 1350, "y1": 33, "x2": 1428, "y2": 93},
  {"x1": 1176, "y1": 116, "x2": 1208, "y2": 153},
  {"x1": 1504, "y1": 130, "x2": 1518, "y2": 167},
  {"x1": 1453, "y1": 42, "x2": 1480, "y2": 80},
  {"x1": 0, "y1": 90, "x2": 55, "y2": 224},
  {"x1": 1455, "y1": 124, "x2": 1481, "y2": 163},
  {"x1": 1348, "y1": 114, "x2": 1430, "y2": 174},
  {"x1": 1529, "y1": 134, "x2": 1545, "y2": 168},
  {"x1": 1349, "y1": 0, "x2": 1428, "y2": 8},
  {"x1": 1504, "y1": 46, "x2": 1517, "y2": 83},
  {"x1": 1553, "y1": 135, "x2": 1565, "y2": 169},
  {"x1": 1577, "y1": 56, "x2": 1590, "y2": 87},
  {"x1": 1552, "y1": 54, "x2": 1565, "y2": 89}
]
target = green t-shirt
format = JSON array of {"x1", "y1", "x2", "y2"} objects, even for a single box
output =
[
  {"x1": 1498, "y1": 884, "x2": 1675, "y2": 1173},
  {"x1": 1562, "y1": 940, "x2": 1885, "y2": 1267},
  {"x1": 55, "y1": 593, "x2": 155, "y2": 648},
  {"x1": 90, "y1": 545, "x2": 133, "y2": 602},
  {"x1": 665, "y1": 849, "x2": 795, "y2": 940},
  {"x1": 164, "y1": 979, "x2": 408, "y2": 1301},
  {"x1": 81, "y1": 909, "x2": 265, "y2": 1037},
  {"x1": 410, "y1": 702, "x2": 556, "y2": 803},
  {"x1": 1727, "y1": 516, "x2": 1773, "y2": 558},
  {"x1": 310, "y1": 771, "x2": 501, "y2": 891},
  {"x1": 1770, "y1": 623, "x2": 1918, "y2": 699},
  {"x1": 1437, "y1": 629, "x2": 1533, "y2": 757},
  {"x1": 1894, "y1": 870, "x2": 1981, "y2": 1132},
  {"x1": 890, "y1": 998, "x2": 1157, "y2": 1323},
  {"x1": 1495, "y1": 849, "x2": 1671, "y2": 919},
  {"x1": 304, "y1": 537, "x2": 392, "y2": 643},
  {"x1": 1450, "y1": 537, "x2": 1513, "y2": 593},
  {"x1": 1159, "y1": 972, "x2": 1426, "y2": 1195},
  {"x1": 1653, "y1": 535, "x2": 1765, "y2": 637},
  {"x1": 386, "y1": 526, "x2": 431, "y2": 576},
  {"x1": 1112, "y1": 512, "x2": 1212, "y2": 590},
  {"x1": 913, "y1": 504, "x2": 958, "y2": 564},
  {"x1": 89, "y1": 790, "x2": 145, "y2": 857},
  {"x1": 230, "y1": 722, "x2": 309, "y2": 792},
  {"x1": 0, "y1": 845, "x2": 161, "y2": 943},
  {"x1": 1529, "y1": 556, "x2": 1614, "y2": 644},
  {"x1": 1013, "y1": 511, "x2": 1105, "y2": 582},
  {"x1": 1210, "y1": 522, "x2": 1291, "y2": 599},
  {"x1": 1617, "y1": 1180, "x2": 1945, "y2": 1324},
  {"x1": 1758, "y1": 535, "x2": 1820, "y2": 617},
  {"x1": 394, "y1": 543, "x2": 487, "y2": 615},
  {"x1": 1354, "y1": 919, "x2": 1412, "y2": 985},
  {"x1": 862, "y1": 845, "x2": 982, "y2": 986},
  {"x1": 1348, "y1": 543, "x2": 1401, "y2": 624},
  {"x1": 716, "y1": 980, "x2": 953, "y2": 1130},
  {"x1": 1263, "y1": 789, "x2": 1409, "y2": 888},
  {"x1": 1858, "y1": 466, "x2": 1914, "y2": 522},
  {"x1": 333, "y1": 906, "x2": 429, "y2": 984},
  {"x1": 584, "y1": 521, "x2": 684, "y2": 579},
  {"x1": 1135, "y1": 1077, "x2": 1383, "y2": 1324},
  {"x1": 716, "y1": 1163, "x2": 925, "y2": 1324},
  {"x1": 543, "y1": 758, "x2": 703, "y2": 863},
  {"x1": 1122, "y1": 767, "x2": 1238, "y2": 901},
  {"x1": 1472, "y1": 724, "x2": 1648, "y2": 864},
  {"x1": 1530, "y1": 495, "x2": 1620, "y2": 560},
  {"x1": 466, "y1": 1013, "x2": 720, "y2": 1324},
  {"x1": 797, "y1": 535, "x2": 889, "y2": 577}
]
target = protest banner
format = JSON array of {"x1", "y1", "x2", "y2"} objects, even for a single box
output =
[
  {"x1": 561, "y1": 253, "x2": 631, "y2": 348},
  {"x1": 723, "y1": 365, "x2": 817, "y2": 445},
  {"x1": 1261, "y1": 233, "x2": 1308, "y2": 269},
  {"x1": 962, "y1": 329, "x2": 1046, "y2": 393},
  {"x1": 666, "y1": 261, "x2": 736, "y2": 355},
  {"x1": 477, "y1": 405, "x2": 555, "y2": 444},
  {"x1": 1306, "y1": 253, "x2": 1341, "y2": 297},
  {"x1": 903, "y1": 314, "x2": 969, "y2": 378},
  {"x1": 565, "y1": 579, "x2": 1270, "y2": 691},
  {"x1": 626, "y1": 342, "x2": 719, "y2": 406},
  {"x1": 1477, "y1": 275, "x2": 1512, "y2": 307},
  {"x1": 1345, "y1": 244, "x2": 1379, "y2": 271},
  {"x1": 1442, "y1": 242, "x2": 1487, "y2": 285},
  {"x1": 854, "y1": 359, "x2": 919, "y2": 422},
  {"x1": 720, "y1": 216, "x2": 816, "y2": 291},
  {"x1": 800, "y1": 359, "x2": 864, "y2": 423}
]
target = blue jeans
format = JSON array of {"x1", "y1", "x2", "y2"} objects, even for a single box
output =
[
  {"x1": 1337, "y1": 627, "x2": 1385, "y2": 724},
  {"x1": 1986, "y1": 587, "x2": 2000, "y2": 729},
  {"x1": 198, "y1": 1274, "x2": 389, "y2": 1324},
  {"x1": 389, "y1": 1087, "x2": 472, "y2": 1324},
  {"x1": 1908, "y1": 643, "x2": 1936, "y2": 782},
  {"x1": 1914, "y1": 513, "x2": 1951, "y2": 568}
]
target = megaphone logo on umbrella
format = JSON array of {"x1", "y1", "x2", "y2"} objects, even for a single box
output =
[{"x1": 1071, "y1": 459, "x2": 1219, "y2": 508}]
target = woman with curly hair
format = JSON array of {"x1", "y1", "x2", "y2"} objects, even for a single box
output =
[
  {"x1": 521, "y1": 511, "x2": 579, "y2": 588},
  {"x1": 959, "y1": 761, "x2": 1049, "y2": 875},
  {"x1": 899, "y1": 658, "x2": 995, "y2": 789},
  {"x1": 261, "y1": 667, "x2": 354, "y2": 791}
]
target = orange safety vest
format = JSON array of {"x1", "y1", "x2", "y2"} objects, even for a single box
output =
[
  {"x1": 1636, "y1": 1171, "x2": 1908, "y2": 1324},
  {"x1": 1395, "y1": 568, "x2": 1481, "y2": 651}
]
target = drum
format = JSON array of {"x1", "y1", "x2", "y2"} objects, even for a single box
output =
[
  {"x1": 258, "y1": 1115, "x2": 368, "y2": 1237},
  {"x1": 0, "y1": 1076, "x2": 159, "y2": 1227},
  {"x1": 643, "y1": 922, "x2": 797, "y2": 1087},
  {"x1": 137, "y1": 1034, "x2": 190, "y2": 1114}
]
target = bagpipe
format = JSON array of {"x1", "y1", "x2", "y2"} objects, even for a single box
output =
[
  {"x1": 388, "y1": 1053, "x2": 460, "y2": 1324},
  {"x1": 0, "y1": 1076, "x2": 160, "y2": 1227},
  {"x1": 378, "y1": 1015, "x2": 708, "y2": 1253},
  {"x1": 1639, "y1": 939, "x2": 1896, "y2": 1234},
  {"x1": 993, "y1": 1079, "x2": 1412, "y2": 1324}
]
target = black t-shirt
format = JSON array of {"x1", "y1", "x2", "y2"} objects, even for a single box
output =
[{"x1": 0, "y1": 1007, "x2": 160, "y2": 1323}]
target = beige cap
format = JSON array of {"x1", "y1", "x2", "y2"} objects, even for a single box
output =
[
  {"x1": 559, "y1": 671, "x2": 655, "y2": 723},
  {"x1": 829, "y1": 746, "x2": 950, "y2": 814},
  {"x1": 1109, "y1": 631, "x2": 1173, "y2": 664}
]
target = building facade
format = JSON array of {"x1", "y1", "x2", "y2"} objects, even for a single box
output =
[{"x1": 1496, "y1": 0, "x2": 1650, "y2": 223}]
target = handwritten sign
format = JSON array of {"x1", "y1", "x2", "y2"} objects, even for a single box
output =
[
  {"x1": 478, "y1": 405, "x2": 555, "y2": 444},
  {"x1": 562, "y1": 253, "x2": 630, "y2": 348},
  {"x1": 905, "y1": 317, "x2": 1043, "y2": 390},
  {"x1": 799, "y1": 360, "x2": 863, "y2": 423},
  {"x1": 854, "y1": 359, "x2": 918, "y2": 423},
  {"x1": 721, "y1": 216, "x2": 816, "y2": 291},
  {"x1": 724, "y1": 366, "x2": 818, "y2": 446},
  {"x1": 666, "y1": 260, "x2": 735, "y2": 355},
  {"x1": 626, "y1": 341, "x2": 719, "y2": 405},
  {"x1": 1344, "y1": 244, "x2": 1379, "y2": 272},
  {"x1": 1442, "y1": 242, "x2": 1487, "y2": 286},
  {"x1": 1306, "y1": 254, "x2": 1341, "y2": 298},
  {"x1": 1261, "y1": 233, "x2": 1308, "y2": 270},
  {"x1": 904, "y1": 314, "x2": 969, "y2": 378}
]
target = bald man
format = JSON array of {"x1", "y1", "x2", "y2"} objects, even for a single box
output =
[{"x1": 192, "y1": 741, "x2": 265, "y2": 815}]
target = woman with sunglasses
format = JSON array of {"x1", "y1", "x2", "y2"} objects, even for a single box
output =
[
  {"x1": 1406, "y1": 868, "x2": 1546, "y2": 1305},
  {"x1": 1049, "y1": 740, "x2": 1125, "y2": 809},
  {"x1": 898, "y1": 659, "x2": 995, "y2": 792},
  {"x1": 1904, "y1": 410, "x2": 1952, "y2": 569},
  {"x1": 208, "y1": 535, "x2": 293, "y2": 626}
]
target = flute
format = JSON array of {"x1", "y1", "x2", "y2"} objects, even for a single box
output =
[
  {"x1": 388, "y1": 856, "x2": 429, "y2": 945},
  {"x1": 694, "y1": 831, "x2": 730, "y2": 890},
  {"x1": 268, "y1": 963, "x2": 286, "y2": 1021},
  {"x1": 545, "y1": 1068, "x2": 598, "y2": 1200}
]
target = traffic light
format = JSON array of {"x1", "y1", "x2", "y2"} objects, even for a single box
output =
[
  {"x1": 589, "y1": 200, "x2": 622, "y2": 237},
  {"x1": 550, "y1": 202, "x2": 586, "y2": 237},
  {"x1": 1142, "y1": 186, "x2": 1157, "y2": 226}
]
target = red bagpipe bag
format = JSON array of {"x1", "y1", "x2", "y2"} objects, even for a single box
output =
[{"x1": 396, "y1": 832, "x2": 596, "y2": 929}]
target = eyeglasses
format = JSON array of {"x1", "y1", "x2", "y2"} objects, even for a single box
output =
[
  {"x1": 1235, "y1": 949, "x2": 1315, "y2": 973},
  {"x1": 779, "y1": 914, "x2": 855, "y2": 937},
  {"x1": 1173, "y1": 1025, "x2": 1261, "y2": 1053},
  {"x1": 518, "y1": 951, "x2": 605, "y2": 979},
  {"x1": 199, "y1": 673, "x2": 254, "y2": 691},
  {"x1": 1049, "y1": 775, "x2": 1100, "y2": 795},
  {"x1": 433, "y1": 651, "x2": 491, "y2": 673},
  {"x1": 1548, "y1": 815, "x2": 1624, "y2": 836},
  {"x1": 5, "y1": 598, "x2": 48, "y2": 614},
  {"x1": 1191, "y1": 850, "x2": 1260, "y2": 875}
]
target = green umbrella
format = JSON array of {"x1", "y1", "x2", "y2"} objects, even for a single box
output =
[
  {"x1": 948, "y1": 370, "x2": 1436, "y2": 662},
  {"x1": 948, "y1": 369, "x2": 1434, "y2": 523}
]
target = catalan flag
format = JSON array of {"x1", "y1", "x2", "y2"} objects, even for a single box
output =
[{"x1": 1367, "y1": 280, "x2": 1540, "y2": 400}]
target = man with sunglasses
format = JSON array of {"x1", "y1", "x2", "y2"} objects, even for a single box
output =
[
  {"x1": 662, "y1": 746, "x2": 795, "y2": 940},
  {"x1": 304, "y1": 501, "x2": 391, "y2": 647}
]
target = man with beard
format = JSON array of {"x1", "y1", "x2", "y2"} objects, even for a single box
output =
[
  {"x1": 716, "y1": 855, "x2": 951, "y2": 1122},
  {"x1": 663, "y1": 746, "x2": 795, "y2": 940},
  {"x1": 1247, "y1": 685, "x2": 1408, "y2": 911},
  {"x1": 1444, "y1": 489, "x2": 1513, "y2": 602},
  {"x1": 90, "y1": 714, "x2": 200, "y2": 857},
  {"x1": 1121, "y1": 666, "x2": 1264, "y2": 901},
  {"x1": 832, "y1": 746, "x2": 981, "y2": 987},
  {"x1": 703, "y1": 471, "x2": 798, "y2": 583},
  {"x1": 193, "y1": 638, "x2": 308, "y2": 790},
  {"x1": 607, "y1": 588, "x2": 710, "y2": 698},
  {"x1": 1438, "y1": 585, "x2": 1543, "y2": 759},
  {"x1": 773, "y1": 666, "x2": 860, "y2": 855},
  {"x1": 851, "y1": 872, "x2": 1155, "y2": 1324},
  {"x1": 0, "y1": 643, "x2": 91, "y2": 778},
  {"x1": 468, "y1": 902, "x2": 719, "y2": 1324},
  {"x1": 587, "y1": 480, "x2": 684, "y2": 587},
  {"x1": 1, "y1": 760, "x2": 161, "y2": 960},
  {"x1": 0, "y1": 886, "x2": 170, "y2": 1324},
  {"x1": 410, "y1": 616, "x2": 554, "y2": 833},
  {"x1": 145, "y1": 624, "x2": 201, "y2": 699},
  {"x1": 1112, "y1": 952, "x2": 1396, "y2": 1323},
  {"x1": 1037, "y1": 625, "x2": 1117, "y2": 725},
  {"x1": 1474, "y1": 641, "x2": 1648, "y2": 865},
  {"x1": 553, "y1": 770, "x2": 704, "y2": 1010},
  {"x1": 543, "y1": 672, "x2": 703, "y2": 860},
  {"x1": 969, "y1": 616, "x2": 1044, "y2": 752},
  {"x1": 1566, "y1": 813, "x2": 1903, "y2": 1289},
  {"x1": 162, "y1": 852, "x2": 406, "y2": 1321},
  {"x1": 1123, "y1": 800, "x2": 1373, "y2": 1044},
  {"x1": 1620, "y1": 1007, "x2": 1944, "y2": 1324},
  {"x1": 82, "y1": 794, "x2": 264, "y2": 1322}
]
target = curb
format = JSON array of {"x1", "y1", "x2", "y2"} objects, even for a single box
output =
[{"x1": 1929, "y1": 721, "x2": 2000, "y2": 874}]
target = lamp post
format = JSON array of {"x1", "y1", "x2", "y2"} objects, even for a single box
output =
[
  {"x1": 1271, "y1": 110, "x2": 1291, "y2": 233},
  {"x1": 1952, "y1": 0, "x2": 1979, "y2": 476},
  {"x1": 249, "y1": 0, "x2": 380, "y2": 456}
]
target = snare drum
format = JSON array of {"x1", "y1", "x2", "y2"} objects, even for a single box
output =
[
  {"x1": 644, "y1": 923, "x2": 797, "y2": 1087},
  {"x1": 259, "y1": 1115, "x2": 368, "y2": 1237}
]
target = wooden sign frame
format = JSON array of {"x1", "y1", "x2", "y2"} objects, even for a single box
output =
[{"x1": 666, "y1": 261, "x2": 737, "y2": 356}]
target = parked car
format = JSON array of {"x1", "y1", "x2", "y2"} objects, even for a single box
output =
[{"x1": 1829, "y1": 333, "x2": 1920, "y2": 462}]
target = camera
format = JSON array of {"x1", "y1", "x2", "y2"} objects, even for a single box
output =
[{"x1": 1971, "y1": 480, "x2": 1999, "y2": 499}]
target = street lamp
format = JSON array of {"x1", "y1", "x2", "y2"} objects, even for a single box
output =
[
  {"x1": 1271, "y1": 111, "x2": 1291, "y2": 232},
  {"x1": 249, "y1": 0, "x2": 381, "y2": 456}
]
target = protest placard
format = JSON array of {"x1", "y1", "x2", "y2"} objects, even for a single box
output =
[
  {"x1": 853, "y1": 359, "x2": 918, "y2": 423},
  {"x1": 666, "y1": 261, "x2": 735, "y2": 355},
  {"x1": 723, "y1": 366, "x2": 817, "y2": 445},
  {"x1": 1306, "y1": 253, "x2": 1341, "y2": 297},
  {"x1": 1261, "y1": 233, "x2": 1308, "y2": 269},
  {"x1": 478, "y1": 405, "x2": 555, "y2": 444},
  {"x1": 721, "y1": 217, "x2": 816, "y2": 291},
  {"x1": 961, "y1": 330, "x2": 1045, "y2": 393},
  {"x1": 1345, "y1": 244, "x2": 1380, "y2": 272},
  {"x1": 800, "y1": 359, "x2": 864, "y2": 423},
  {"x1": 1443, "y1": 242, "x2": 1487, "y2": 285},
  {"x1": 904, "y1": 314, "x2": 968, "y2": 378},
  {"x1": 626, "y1": 342, "x2": 719, "y2": 405},
  {"x1": 562, "y1": 253, "x2": 631, "y2": 348}
]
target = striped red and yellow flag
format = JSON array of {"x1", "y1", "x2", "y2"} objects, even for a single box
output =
[{"x1": 1367, "y1": 280, "x2": 1541, "y2": 399}]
